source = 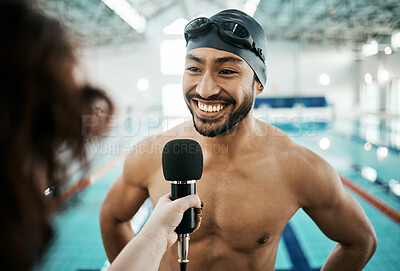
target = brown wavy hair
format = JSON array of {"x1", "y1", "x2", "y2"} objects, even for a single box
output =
[{"x1": 0, "y1": 0, "x2": 114, "y2": 270}]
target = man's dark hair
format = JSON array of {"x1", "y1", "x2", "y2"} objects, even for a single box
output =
[{"x1": 0, "y1": 0, "x2": 113, "y2": 269}]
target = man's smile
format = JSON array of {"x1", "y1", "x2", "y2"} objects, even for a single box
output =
[
  {"x1": 191, "y1": 98, "x2": 231, "y2": 119},
  {"x1": 197, "y1": 101, "x2": 224, "y2": 112}
]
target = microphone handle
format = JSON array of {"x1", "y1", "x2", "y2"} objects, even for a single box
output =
[{"x1": 171, "y1": 182, "x2": 197, "y2": 234}]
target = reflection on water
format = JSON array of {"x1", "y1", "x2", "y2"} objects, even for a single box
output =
[
  {"x1": 353, "y1": 116, "x2": 400, "y2": 151},
  {"x1": 359, "y1": 115, "x2": 380, "y2": 144},
  {"x1": 389, "y1": 119, "x2": 400, "y2": 149}
]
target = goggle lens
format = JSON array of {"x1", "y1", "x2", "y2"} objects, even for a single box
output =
[
  {"x1": 220, "y1": 22, "x2": 249, "y2": 39},
  {"x1": 185, "y1": 17, "x2": 209, "y2": 32}
]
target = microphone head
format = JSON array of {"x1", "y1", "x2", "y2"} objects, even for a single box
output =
[{"x1": 162, "y1": 139, "x2": 203, "y2": 181}]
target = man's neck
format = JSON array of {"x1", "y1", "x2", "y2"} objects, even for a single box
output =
[{"x1": 200, "y1": 114, "x2": 261, "y2": 157}]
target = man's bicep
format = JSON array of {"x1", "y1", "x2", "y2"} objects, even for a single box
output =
[
  {"x1": 101, "y1": 174, "x2": 149, "y2": 223},
  {"x1": 304, "y1": 188, "x2": 375, "y2": 246}
]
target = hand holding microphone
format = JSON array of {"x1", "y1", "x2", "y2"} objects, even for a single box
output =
[
  {"x1": 162, "y1": 139, "x2": 203, "y2": 271},
  {"x1": 108, "y1": 194, "x2": 201, "y2": 271},
  {"x1": 140, "y1": 193, "x2": 202, "y2": 250}
]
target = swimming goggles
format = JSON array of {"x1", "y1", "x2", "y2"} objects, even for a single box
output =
[{"x1": 184, "y1": 17, "x2": 265, "y2": 63}]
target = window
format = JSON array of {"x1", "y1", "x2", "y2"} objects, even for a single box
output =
[
  {"x1": 387, "y1": 79, "x2": 400, "y2": 148},
  {"x1": 387, "y1": 79, "x2": 400, "y2": 116},
  {"x1": 160, "y1": 40, "x2": 186, "y2": 75},
  {"x1": 161, "y1": 84, "x2": 190, "y2": 117},
  {"x1": 360, "y1": 81, "x2": 379, "y2": 113},
  {"x1": 160, "y1": 19, "x2": 190, "y2": 125},
  {"x1": 359, "y1": 81, "x2": 380, "y2": 144}
]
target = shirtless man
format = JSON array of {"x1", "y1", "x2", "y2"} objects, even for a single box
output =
[{"x1": 100, "y1": 9, "x2": 377, "y2": 271}]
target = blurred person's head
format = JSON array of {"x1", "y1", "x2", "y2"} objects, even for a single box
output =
[{"x1": 0, "y1": 0, "x2": 113, "y2": 269}]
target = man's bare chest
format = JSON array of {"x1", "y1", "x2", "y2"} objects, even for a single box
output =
[{"x1": 147, "y1": 162, "x2": 299, "y2": 251}]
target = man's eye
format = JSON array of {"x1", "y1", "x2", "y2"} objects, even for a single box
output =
[
  {"x1": 220, "y1": 70, "x2": 236, "y2": 74},
  {"x1": 187, "y1": 67, "x2": 200, "y2": 72}
]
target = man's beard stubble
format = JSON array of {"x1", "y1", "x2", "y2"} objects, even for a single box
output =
[{"x1": 186, "y1": 90, "x2": 254, "y2": 138}]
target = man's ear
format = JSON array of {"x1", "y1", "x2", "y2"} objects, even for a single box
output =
[{"x1": 255, "y1": 81, "x2": 264, "y2": 96}]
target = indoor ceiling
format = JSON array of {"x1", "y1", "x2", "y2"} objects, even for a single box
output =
[
  {"x1": 38, "y1": 0, "x2": 400, "y2": 48},
  {"x1": 256, "y1": 0, "x2": 400, "y2": 46}
]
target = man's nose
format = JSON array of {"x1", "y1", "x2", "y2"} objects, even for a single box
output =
[{"x1": 196, "y1": 72, "x2": 220, "y2": 99}]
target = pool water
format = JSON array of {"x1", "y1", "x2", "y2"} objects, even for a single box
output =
[{"x1": 33, "y1": 119, "x2": 400, "y2": 271}]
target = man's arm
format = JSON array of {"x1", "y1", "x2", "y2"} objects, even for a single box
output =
[
  {"x1": 100, "y1": 173, "x2": 149, "y2": 263},
  {"x1": 100, "y1": 137, "x2": 160, "y2": 263},
  {"x1": 305, "y1": 191, "x2": 377, "y2": 271},
  {"x1": 288, "y1": 145, "x2": 377, "y2": 271}
]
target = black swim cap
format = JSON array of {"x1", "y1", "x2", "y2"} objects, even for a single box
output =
[{"x1": 186, "y1": 9, "x2": 267, "y2": 86}]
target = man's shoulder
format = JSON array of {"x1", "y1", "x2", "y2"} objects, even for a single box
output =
[
  {"x1": 254, "y1": 121, "x2": 294, "y2": 154},
  {"x1": 122, "y1": 122, "x2": 198, "y2": 185},
  {"x1": 127, "y1": 121, "x2": 196, "y2": 157},
  {"x1": 275, "y1": 137, "x2": 341, "y2": 208},
  {"x1": 251, "y1": 120, "x2": 320, "y2": 168}
]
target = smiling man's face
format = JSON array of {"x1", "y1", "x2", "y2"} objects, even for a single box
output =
[{"x1": 183, "y1": 47, "x2": 260, "y2": 137}]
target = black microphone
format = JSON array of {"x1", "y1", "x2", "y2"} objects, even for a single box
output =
[{"x1": 162, "y1": 139, "x2": 203, "y2": 271}]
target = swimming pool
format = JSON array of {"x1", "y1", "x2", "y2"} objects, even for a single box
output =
[{"x1": 33, "y1": 117, "x2": 400, "y2": 271}]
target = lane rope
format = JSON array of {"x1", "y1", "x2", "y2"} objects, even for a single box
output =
[{"x1": 340, "y1": 176, "x2": 400, "y2": 225}]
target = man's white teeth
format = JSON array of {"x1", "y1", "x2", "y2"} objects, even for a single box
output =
[{"x1": 198, "y1": 101, "x2": 224, "y2": 112}]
